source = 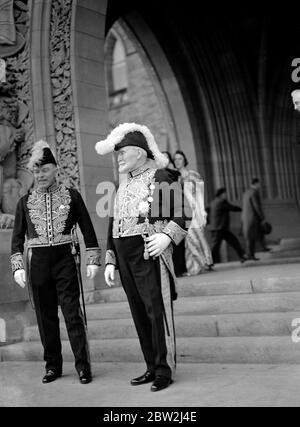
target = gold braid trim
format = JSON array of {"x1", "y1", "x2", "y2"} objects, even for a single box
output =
[
  {"x1": 86, "y1": 248, "x2": 101, "y2": 266},
  {"x1": 11, "y1": 252, "x2": 24, "y2": 274},
  {"x1": 162, "y1": 220, "x2": 187, "y2": 245}
]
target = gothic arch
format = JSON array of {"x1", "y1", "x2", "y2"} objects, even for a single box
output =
[{"x1": 121, "y1": 12, "x2": 197, "y2": 170}]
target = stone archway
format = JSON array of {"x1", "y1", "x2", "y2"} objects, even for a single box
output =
[
  {"x1": 121, "y1": 11, "x2": 197, "y2": 171},
  {"x1": 0, "y1": 0, "x2": 110, "y2": 336}
]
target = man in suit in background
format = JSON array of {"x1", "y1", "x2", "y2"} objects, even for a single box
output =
[
  {"x1": 207, "y1": 188, "x2": 247, "y2": 264},
  {"x1": 241, "y1": 178, "x2": 265, "y2": 261}
]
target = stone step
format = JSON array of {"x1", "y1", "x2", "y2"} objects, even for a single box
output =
[
  {"x1": 24, "y1": 311, "x2": 300, "y2": 341},
  {"x1": 75, "y1": 291, "x2": 300, "y2": 320},
  {"x1": 2, "y1": 336, "x2": 300, "y2": 364},
  {"x1": 271, "y1": 248, "x2": 300, "y2": 258},
  {"x1": 94, "y1": 276, "x2": 300, "y2": 303},
  {"x1": 279, "y1": 238, "x2": 300, "y2": 249}
]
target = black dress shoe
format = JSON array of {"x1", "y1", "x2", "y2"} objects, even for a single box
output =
[
  {"x1": 42, "y1": 369, "x2": 62, "y2": 384},
  {"x1": 248, "y1": 256, "x2": 260, "y2": 261},
  {"x1": 79, "y1": 370, "x2": 92, "y2": 384},
  {"x1": 150, "y1": 375, "x2": 173, "y2": 392},
  {"x1": 240, "y1": 255, "x2": 247, "y2": 263},
  {"x1": 130, "y1": 371, "x2": 155, "y2": 386}
]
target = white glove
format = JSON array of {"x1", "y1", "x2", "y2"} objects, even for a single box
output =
[
  {"x1": 104, "y1": 264, "x2": 115, "y2": 287},
  {"x1": 146, "y1": 233, "x2": 172, "y2": 257},
  {"x1": 86, "y1": 265, "x2": 99, "y2": 280},
  {"x1": 14, "y1": 269, "x2": 26, "y2": 288}
]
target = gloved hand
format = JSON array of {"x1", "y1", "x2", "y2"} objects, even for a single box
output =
[
  {"x1": 0, "y1": 213, "x2": 15, "y2": 229},
  {"x1": 146, "y1": 233, "x2": 172, "y2": 257},
  {"x1": 86, "y1": 265, "x2": 99, "y2": 280},
  {"x1": 14, "y1": 269, "x2": 26, "y2": 288},
  {"x1": 104, "y1": 264, "x2": 115, "y2": 287}
]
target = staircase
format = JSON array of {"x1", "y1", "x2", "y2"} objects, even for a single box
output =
[
  {"x1": 270, "y1": 238, "x2": 300, "y2": 259},
  {"x1": 1, "y1": 261, "x2": 300, "y2": 364}
]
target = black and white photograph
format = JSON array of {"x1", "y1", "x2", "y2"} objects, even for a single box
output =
[{"x1": 1, "y1": 0, "x2": 300, "y2": 412}]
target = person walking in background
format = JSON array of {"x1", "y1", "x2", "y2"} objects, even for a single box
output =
[
  {"x1": 241, "y1": 178, "x2": 266, "y2": 261},
  {"x1": 174, "y1": 150, "x2": 213, "y2": 275},
  {"x1": 207, "y1": 187, "x2": 247, "y2": 264}
]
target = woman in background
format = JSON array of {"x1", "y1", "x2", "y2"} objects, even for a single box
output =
[
  {"x1": 162, "y1": 151, "x2": 186, "y2": 276},
  {"x1": 162, "y1": 151, "x2": 181, "y2": 181},
  {"x1": 174, "y1": 150, "x2": 213, "y2": 275}
]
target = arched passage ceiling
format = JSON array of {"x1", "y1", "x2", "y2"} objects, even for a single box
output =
[{"x1": 106, "y1": 1, "x2": 300, "y2": 200}]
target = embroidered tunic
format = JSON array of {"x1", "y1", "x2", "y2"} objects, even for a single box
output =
[
  {"x1": 105, "y1": 164, "x2": 191, "y2": 377},
  {"x1": 105, "y1": 165, "x2": 190, "y2": 267},
  {"x1": 11, "y1": 183, "x2": 101, "y2": 273}
]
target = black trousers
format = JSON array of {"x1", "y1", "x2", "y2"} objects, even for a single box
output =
[
  {"x1": 210, "y1": 229, "x2": 245, "y2": 263},
  {"x1": 245, "y1": 237, "x2": 256, "y2": 259},
  {"x1": 244, "y1": 223, "x2": 261, "y2": 258},
  {"x1": 172, "y1": 239, "x2": 187, "y2": 277},
  {"x1": 29, "y1": 245, "x2": 90, "y2": 374},
  {"x1": 114, "y1": 235, "x2": 172, "y2": 379}
]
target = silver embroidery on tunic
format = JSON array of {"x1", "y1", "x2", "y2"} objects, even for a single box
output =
[{"x1": 27, "y1": 186, "x2": 72, "y2": 247}]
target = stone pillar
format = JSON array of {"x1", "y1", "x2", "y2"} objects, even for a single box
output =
[
  {"x1": 29, "y1": 0, "x2": 110, "y2": 302},
  {"x1": 70, "y1": 0, "x2": 111, "y2": 301},
  {"x1": 0, "y1": 0, "x2": 110, "y2": 343}
]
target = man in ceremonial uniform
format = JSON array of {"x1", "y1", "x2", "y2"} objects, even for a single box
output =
[
  {"x1": 11, "y1": 140, "x2": 101, "y2": 384},
  {"x1": 95, "y1": 123, "x2": 191, "y2": 392}
]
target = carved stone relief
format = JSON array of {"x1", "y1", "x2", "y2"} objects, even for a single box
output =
[
  {"x1": 0, "y1": 0, "x2": 33, "y2": 228},
  {"x1": 50, "y1": 0, "x2": 80, "y2": 189}
]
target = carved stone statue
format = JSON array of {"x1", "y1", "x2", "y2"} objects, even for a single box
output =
[
  {"x1": 0, "y1": 0, "x2": 31, "y2": 228},
  {"x1": 0, "y1": 81, "x2": 33, "y2": 229}
]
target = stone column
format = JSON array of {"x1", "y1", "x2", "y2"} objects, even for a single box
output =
[
  {"x1": 29, "y1": 0, "x2": 110, "y2": 302},
  {"x1": 70, "y1": 0, "x2": 110, "y2": 301}
]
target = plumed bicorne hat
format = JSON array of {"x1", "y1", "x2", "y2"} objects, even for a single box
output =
[
  {"x1": 95, "y1": 123, "x2": 168, "y2": 169},
  {"x1": 27, "y1": 140, "x2": 57, "y2": 170}
]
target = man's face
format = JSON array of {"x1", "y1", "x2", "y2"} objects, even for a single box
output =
[
  {"x1": 117, "y1": 146, "x2": 140, "y2": 173},
  {"x1": 33, "y1": 164, "x2": 57, "y2": 190}
]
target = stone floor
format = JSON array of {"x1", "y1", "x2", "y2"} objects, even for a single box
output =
[
  {"x1": 2, "y1": 256, "x2": 300, "y2": 408},
  {"x1": 1, "y1": 361, "x2": 300, "y2": 407}
]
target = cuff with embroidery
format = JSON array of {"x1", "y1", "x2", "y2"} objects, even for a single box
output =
[
  {"x1": 105, "y1": 249, "x2": 117, "y2": 266},
  {"x1": 86, "y1": 248, "x2": 101, "y2": 266},
  {"x1": 11, "y1": 252, "x2": 24, "y2": 275},
  {"x1": 162, "y1": 220, "x2": 187, "y2": 246}
]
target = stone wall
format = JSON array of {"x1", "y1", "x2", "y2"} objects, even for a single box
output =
[
  {"x1": 0, "y1": 0, "x2": 109, "y2": 344},
  {"x1": 105, "y1": 20, "x2": 169, "y2": 152}
]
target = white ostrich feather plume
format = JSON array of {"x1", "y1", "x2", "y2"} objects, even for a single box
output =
[
  {"x1": 95, "y1": 123, "x2": 168, "y2": 169},
  {"x1": 27, "y1": 140, "x2": 51, "y2": 169}
]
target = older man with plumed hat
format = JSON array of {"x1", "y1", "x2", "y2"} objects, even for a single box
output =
[{"x1": 95, "y1": 123, "x2": 191, "y2": 391}]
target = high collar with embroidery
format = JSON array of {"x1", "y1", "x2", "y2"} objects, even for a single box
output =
[
  {"x1": 36, "y1": 181, "x2": 59, "y2": 194},
  {"x1": 128, "y1": 164, "x2": 150, "y2": 178}
]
